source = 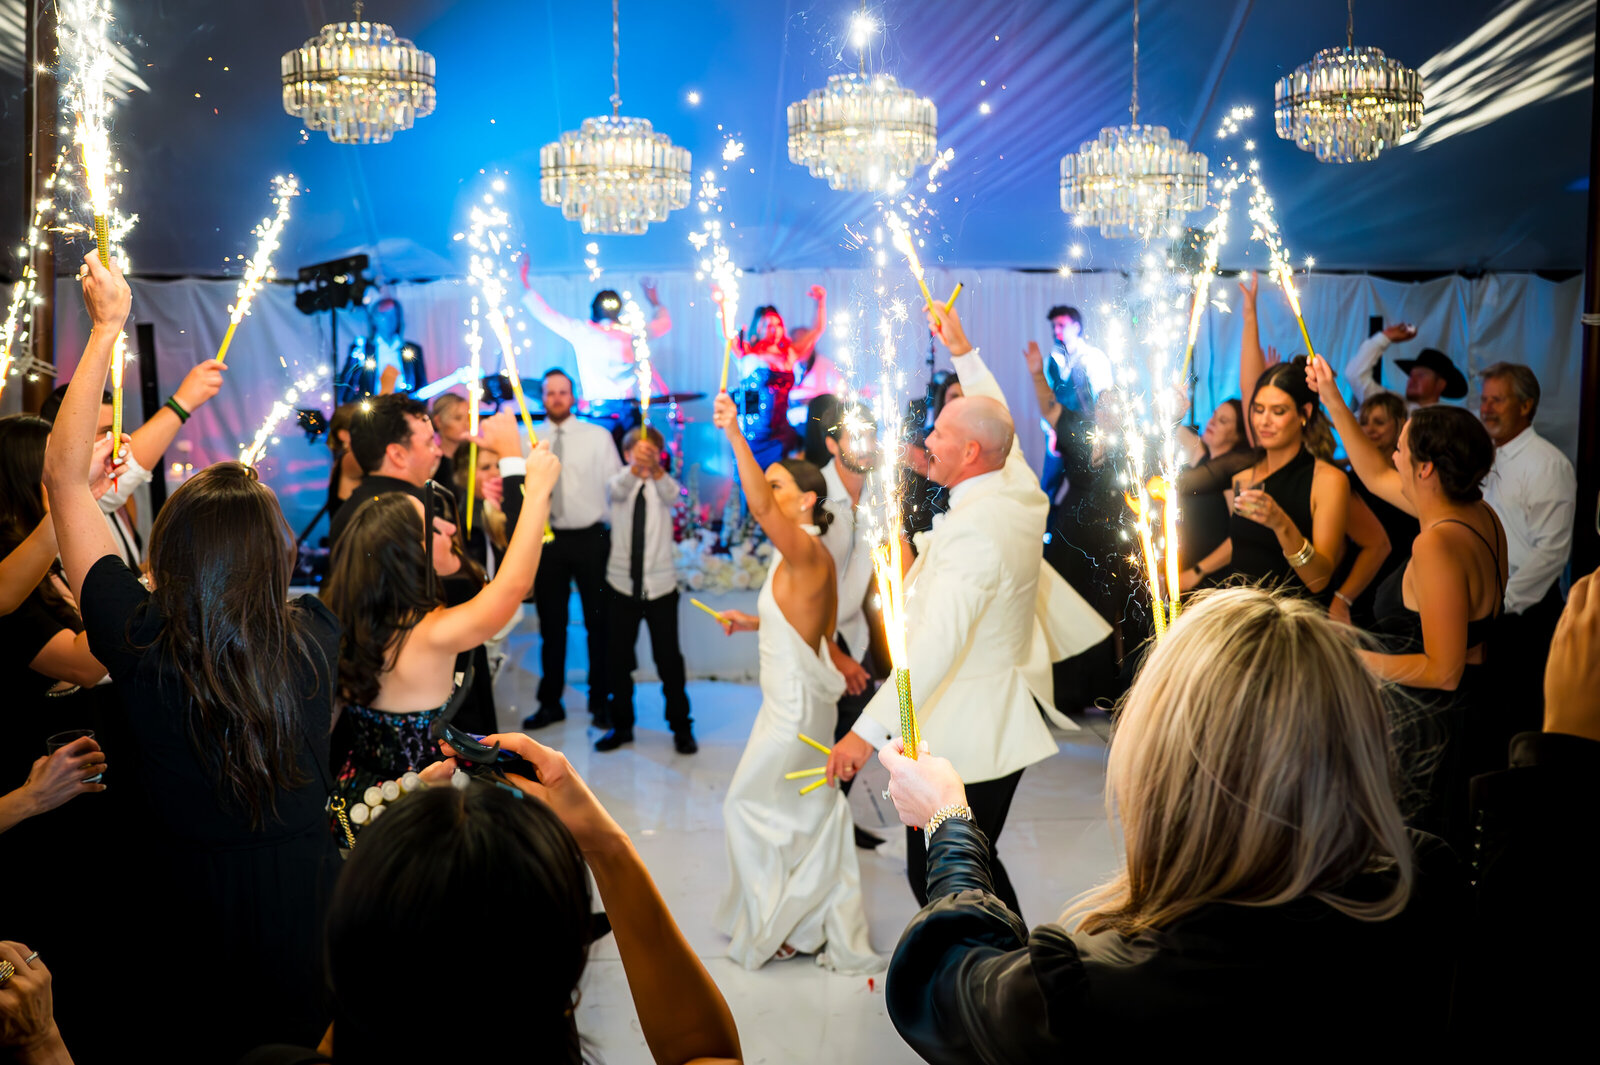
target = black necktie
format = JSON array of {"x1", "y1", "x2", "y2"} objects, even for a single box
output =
[{"x1": 630, "y1": 484, "x2": 648, "y2": 599}]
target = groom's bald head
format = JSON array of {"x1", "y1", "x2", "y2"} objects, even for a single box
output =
[{"x1": 924, "y1": 395, "x2": 1013, "y2": 487}]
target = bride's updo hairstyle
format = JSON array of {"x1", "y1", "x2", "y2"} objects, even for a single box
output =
[
  {"x1": 1065, "y1": 587, "x2": 1413, "y2": 936},
  {"x1": 777, "y1": 458, "x2": 834, "y2": 533}
]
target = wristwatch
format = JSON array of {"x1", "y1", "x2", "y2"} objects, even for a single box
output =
[{"x1": 924, "y1": 803, "x2": 974, "y2": 837}]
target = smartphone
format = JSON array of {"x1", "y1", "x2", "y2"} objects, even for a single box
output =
[{"x1": 438, "y1": 722, "x2": 541, "y2": 782}]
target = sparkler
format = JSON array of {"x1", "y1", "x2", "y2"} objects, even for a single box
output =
[
  {"x1": 618, "y1": 293, "x2": 654, "y2": 421},
  {"x1": 61, "y1": 0, "x2": 125, "y2": 456},
  {"x1": 461, "y1": 177, "x2": 553, "y2": 542},
  {"x1": 462, "y1": 302, "x2": 485, "y2": 536},
  {"x1": 216, "y1": 175, "x2": 300, "y2": 365},
  {"x1": 239, "y1": 365, "x2": 330, "y2": 468},
  {"x1": 1248, "y1": 166, "x2": 1316, "y2": 363},
  {"x1": 872, "y1": 536, "x2": 919, "y2": 759},
  {"x1": 884, "y1": 211, "x2": 935, "y2": 312},
  {"x1": 688, "y1": 166, "x2": 742, "y2": 393}
]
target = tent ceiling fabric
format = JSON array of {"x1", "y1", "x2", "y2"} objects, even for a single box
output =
[{"x1": 0, "y1": 0, "x2": 1591, "y2": 279}]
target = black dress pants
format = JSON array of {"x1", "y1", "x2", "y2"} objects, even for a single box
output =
[
  {"x1": 534, "y1": 524, "x2": 610, "y2": 710},
  {"x1": 602, "y1": 587, "x2": 692, "y2": 735},
  {"x1": 906, "y1": 767, "x2": 1025, "y2": 920}
]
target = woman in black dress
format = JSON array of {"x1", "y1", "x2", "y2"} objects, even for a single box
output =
[
  {"x1": 43, "y1": 253, "x2": 342, "y2": 1057},
  {"x1": 1183, "y1": 274, "x2": 1350, "y2": 595},
  {"x1": 1175, "y1": 399, "x2": 1255, "y2": 573},
  {"x1": 1310, "y1": 358, "x2": 1505, "y2": 846},
  {"x1": 322, "y1": 415, "x2": 557, "y2": 831}
]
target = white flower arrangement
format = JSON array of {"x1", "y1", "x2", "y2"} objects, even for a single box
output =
[{"x1": 675, "y1": 528, "x2": 772, "y2": 594}]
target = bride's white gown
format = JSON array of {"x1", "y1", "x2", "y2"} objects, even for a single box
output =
[{"x1": 713, "y1": 547, "x2": 883, "y2": 974}]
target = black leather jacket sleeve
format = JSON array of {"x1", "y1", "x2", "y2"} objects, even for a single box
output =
[{"x1": 887, "y1": 819, "x2": 1087, "y2": 1065}]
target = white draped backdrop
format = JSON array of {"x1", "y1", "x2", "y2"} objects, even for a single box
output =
[{"x1": 4, "y1": 268, "x2": 1584, "y2": 541}]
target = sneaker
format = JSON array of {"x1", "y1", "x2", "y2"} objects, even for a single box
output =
[
  {"x1": 594, "y1": 729, "x2": 634, "y2": 752},
  {"x1": 522, "y1": 706, "x2": 566, "y2": 730},
  {"x1": 673, "y1": 731, "x2": 699, "y2": 755}
]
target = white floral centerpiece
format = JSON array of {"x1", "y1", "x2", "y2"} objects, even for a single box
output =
[{"x1": 675, "y1": 530, "x2": 774, "y2": 594}]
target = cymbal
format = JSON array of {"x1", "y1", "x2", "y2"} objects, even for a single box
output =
[{"x1": 642, "y1": 391, "x2": 708, "y2": 404}]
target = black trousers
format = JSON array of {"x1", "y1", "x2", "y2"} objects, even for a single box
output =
[
  {"x1": 832, "y1": 635, "x2": 878, "y2": 797},
  {"x1": 906, "y1": 767, "x2": 1025, "y2": 920},
  {"x1": 602, "y1": 587, "x2": 692, "y2": 734},
  {"x1": 533, "y1": 524, "x2": 610, "y2": 710},
  {"x1": 1491, "y1": 582, "x2": 1566, "y2": 753}
]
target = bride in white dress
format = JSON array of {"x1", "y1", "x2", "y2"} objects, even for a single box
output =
[{"x1": 707, "y1": 391, "x2": 882, "y2": 974}]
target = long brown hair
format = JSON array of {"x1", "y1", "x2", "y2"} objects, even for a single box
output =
[
  {"x1": 322, "y1": 493, "x2": 444, "y2": 707},
  {"x1": 145, "y1": 462, "x2": 318, "y2": 829},
  {"x1": 1066, "y1": 588, "x2": 1413, "y2": 935},
  {"x1": 0, "y1": 415, "x2": 81, "y2": 631}
]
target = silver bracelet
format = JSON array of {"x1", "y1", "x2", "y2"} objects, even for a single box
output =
[{"x1": 1334, "y1": 590, "x2": 1354, "y2": 607}]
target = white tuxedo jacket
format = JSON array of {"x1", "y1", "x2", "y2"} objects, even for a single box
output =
[{"x1": 853, "y1": 349, "x2": 1110, "y2": 783}]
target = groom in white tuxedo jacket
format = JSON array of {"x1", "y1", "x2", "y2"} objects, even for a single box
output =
[{"x1": 827, "y1": 304, "x2": 1108, "y2": 916}]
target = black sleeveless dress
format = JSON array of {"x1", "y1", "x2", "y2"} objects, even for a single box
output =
[
  {"x1": 1371, "y1": 509, "x2": 1504, "y2": 850},
  {"x1": 1227, "y1": 447, "x2": 1317, "y2": 594}
]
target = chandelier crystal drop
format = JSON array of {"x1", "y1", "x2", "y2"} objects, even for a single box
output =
[
  {"x1": 281, "y1": 4, "x2": 436, "y2": 145},
  {"x1": 1059, "y1": 0, "x2": 1207, "y2": 240},
  {"x1": 540, "y1": 0, "x2": 691, "y2": 235},
  {"x1": 1274, "y1": 2, "x2": 1423, "y2": 164},
  {"x1": 787, "y1": 72, "x2": 939, "y2": 192}
]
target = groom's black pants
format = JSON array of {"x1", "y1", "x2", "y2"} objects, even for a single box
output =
[{"x1": 905, "y1": 768, "x2": 1025, "y2": 920}]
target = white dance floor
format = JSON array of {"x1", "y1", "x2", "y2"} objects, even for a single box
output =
[{"x1": 493, "y1": 611, "x2": 1118, "y2": 1064}]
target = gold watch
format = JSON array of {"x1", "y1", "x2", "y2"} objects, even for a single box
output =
[{"x1": 924, "y1": 803, "x2": 974, "y2": 837}]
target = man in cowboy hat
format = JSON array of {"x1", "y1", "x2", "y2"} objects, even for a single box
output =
[{"x1": 1344, "y1": 324, "x2": 1467, "y2": 411}]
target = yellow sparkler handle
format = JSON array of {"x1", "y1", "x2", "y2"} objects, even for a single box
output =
[
  {"x1": 110, "y1": 386, "x2": 123, "y2": 466},
  {"x1": 798, "y1": 777, "x2": 829, "y2": 796},
  {"x1": 215, "y1": 319, "x2": 240, "y2": 367},
  {"x1": 717, "y1": 336, "x2": 734, "y2": 394},
  {"x1": 894, "y1": 668, "x2": 919, "y2": 761},
  {"x1": 783, "y1": 767, "x2": 827, "y2": 780},
  {"x1": 465, "y1": 440, "x2": 477, "y2": 537},
  {"x1": 797, "y1": 733, "x2": 833, "y2": 757},
  {"x1": 1294, "y1": 313, "x2": 1316, "y2": 365},
  {"x1": 689, "y1": 597, "x2": 728, "y2": 624},
  {"x1": 493, "y1": 334, "x2": 555, "y2": 543},
  {"x1": 93, "y1": 214, "x2": 110, "y2": 270},
  {"x1": 916, "y1": 277, "x2": 935, "y2": 313},
  {"x1": 942, "y1": 283, "x2": 963, "y2": 312}
]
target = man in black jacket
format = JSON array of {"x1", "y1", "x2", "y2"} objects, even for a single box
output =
[{"x1": 327, "y1": 394, "x2": 444, "y2": 547}]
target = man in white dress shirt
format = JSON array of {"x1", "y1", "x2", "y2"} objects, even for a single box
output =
[
  {"x1": 826, "y1": 304, "x2": 1109, "y2": 917},
  {"x1": 593, "y1": 425, "x2": 696, "y2": 755},
  {"x1": 521, "y1": 369, "x2": 623, "y2": 730},
  {"x1": 818, "y1": 401, "x2": 886, "y2": 849},
  {"x1": 521, "y1": 272, "x2": 670, "y2": 402},
  {"x1": 1480, "y1": 362, "x2": 1576, "y2": 721},
  {"x1": 1039, "y1": 305, "x2": 1112, "y2": 500}
]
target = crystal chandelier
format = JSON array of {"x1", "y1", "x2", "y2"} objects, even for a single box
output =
[
  {"x1": 540, "y1": 0, "x2": 691, "y2": 235},
  {"x1": 1060, "y1": 0, "x2": 1207, "y2": 240},
  {"x1": 1274, "y1": 0, "x2": 1423, "y2": 163},
  {"x1": 281, "y1": 3, "x2": 436, "y2": 145},
  {"x1": 786, "y1": 12, "x2": 938, "y2": 192}
]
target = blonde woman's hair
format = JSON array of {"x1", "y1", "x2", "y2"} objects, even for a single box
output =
[{"x1": 1064, "y1": 587, "x2": 1413, "y2": 936}]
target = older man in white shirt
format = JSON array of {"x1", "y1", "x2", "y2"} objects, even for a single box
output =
[{"x1": 1480, "y1": 362, "x2": 1575, "y2": 721}]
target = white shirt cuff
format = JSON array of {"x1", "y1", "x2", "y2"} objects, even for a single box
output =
[
  {"x1": 98, "y1": 452, "x2": 153, "y2": 512},
  {"x1": 850, "y1": 715, "x2": 894, "y2": 749},
  {"x1": 498, "y1": 456, "x2": 526, "y2": 478}
]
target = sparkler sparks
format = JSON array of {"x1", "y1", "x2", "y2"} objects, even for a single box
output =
[
  {"x1": 618, "y1": 292, "x2": 654, "y2": 419},
  {"x1": 216, "y1": 175, "x2": 300, "y2": 365},
  {"x1": 239, "y1": 365, "x2": 330, "y2": 468},
  {"x1": 688, "y1": 167, "x2": 743, "y2": 392}
]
